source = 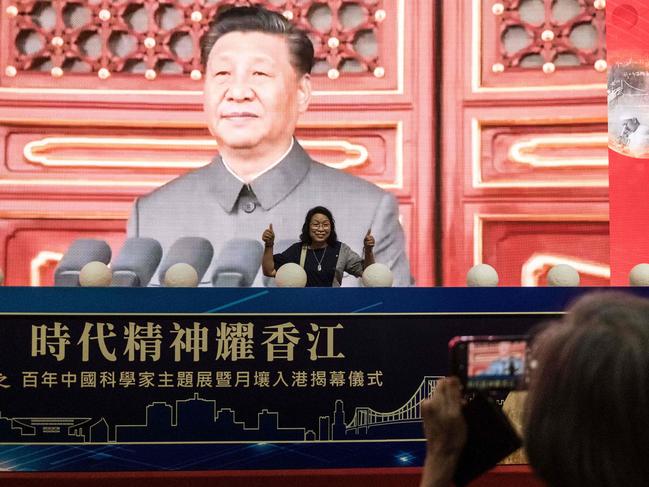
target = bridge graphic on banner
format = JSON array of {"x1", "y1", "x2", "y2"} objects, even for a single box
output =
[
  {"x1": 347, "y1": 376, "x2": 439, "y2": 430},
  {"x1": 341, "y1": 376, "x2": 441, "y2": 440}
]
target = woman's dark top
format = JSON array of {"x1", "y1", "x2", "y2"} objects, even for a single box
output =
[{"x1": 274, "y1": 241, "x2": 342, "y2": 287}]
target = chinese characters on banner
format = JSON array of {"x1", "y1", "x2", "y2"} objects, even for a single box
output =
[{"x1": 14, "y1": 320, "x2": 383, "y2": 391}]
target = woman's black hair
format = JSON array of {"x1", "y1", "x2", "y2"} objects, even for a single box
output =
[{"x1": 299, "y1": 206, "x2": 338, "y2": 245}]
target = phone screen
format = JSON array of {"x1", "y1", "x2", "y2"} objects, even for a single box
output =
[{"x1": 465, "y1": 339, "x2": 527, "y2": 391}]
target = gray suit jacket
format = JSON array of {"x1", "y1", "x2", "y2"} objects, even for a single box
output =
[{"x1": 127, "y1": 141, "x2": 412, "y2": 286}]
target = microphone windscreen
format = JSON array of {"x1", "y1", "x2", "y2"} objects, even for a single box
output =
[
  {"x1": 111, "y1": 237, "x2": 162, "y2": 287},
  {"x1": 55, "y1": 239, "x2": 112, "y2": 287},
  {"x1": 212, "y1": 239, "x2": 263, "y2": 287},
  {"x1": 158, "y1": 237, "x2": 214, "y2": 284}
]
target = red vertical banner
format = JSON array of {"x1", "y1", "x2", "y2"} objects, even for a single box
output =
[{"x1": 608, "y1": 0, "x2": 649, "y2": 284}]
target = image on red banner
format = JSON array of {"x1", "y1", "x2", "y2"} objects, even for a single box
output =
[
  {"x1": 608, "y1": 1, "x2": 649, "y2": 158},
  {"x1": 467, "y1": 340, "x2": 526, "y2": 380},
  {"x1": 608, "y1": 62, "x2": 649, "y2": 158}
]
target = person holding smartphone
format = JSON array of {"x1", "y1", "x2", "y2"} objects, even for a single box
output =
[{"x1": 420, "y1": 291, "x2": 649, "y2": 487}]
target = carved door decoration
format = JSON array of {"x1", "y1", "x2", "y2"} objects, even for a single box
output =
[{"x1": 442, "y1": 0, "x2": 609, "y2": 286}]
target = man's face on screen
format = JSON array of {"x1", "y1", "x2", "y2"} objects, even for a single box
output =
[{"x1": 203, "y1": 31, "x2": 311, "y2": 161}]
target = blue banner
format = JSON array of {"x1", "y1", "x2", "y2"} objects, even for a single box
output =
[{"x1": 0, "y1": 300, "x2": 559, "y2": 472}]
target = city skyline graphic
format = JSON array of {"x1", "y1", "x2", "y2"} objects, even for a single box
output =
[{"x1": 0, "y1": 376, "x2": 441, "y2": 444}]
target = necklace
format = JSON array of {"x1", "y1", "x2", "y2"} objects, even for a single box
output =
[{"x1": 312, "y1": 246, "x2": 327, "y2": 272}]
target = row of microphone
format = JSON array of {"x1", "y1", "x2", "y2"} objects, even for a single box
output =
[{"x1": 54, "y1": 237, "x2": 269, "y2": 287}]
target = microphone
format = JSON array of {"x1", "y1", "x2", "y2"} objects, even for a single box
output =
[
  {"x1": 110, "y1": 237, "x2": 162, "y2": 287},
  {"x1": 211, "y1": 238, "x2": 263, "y2": 287},
  {"x1": 55, "y1": 239, "x2": 112, "y2": 287},
  {"x1": 158, "y1": 237, "x2": 214, "y2": 287}
]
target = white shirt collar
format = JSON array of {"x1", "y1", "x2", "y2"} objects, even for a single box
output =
[{"x1": 221, "y1": 138, "x2": 295, "y2": 184}]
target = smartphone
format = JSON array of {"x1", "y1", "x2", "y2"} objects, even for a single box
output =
[{"x1": 449, "y1": 335, "x2": 529, "y2": 392}]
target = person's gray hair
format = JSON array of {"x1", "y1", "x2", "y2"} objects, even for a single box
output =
[{"x1": 524, "y1": 291, "x2": 649, "y2": 487}]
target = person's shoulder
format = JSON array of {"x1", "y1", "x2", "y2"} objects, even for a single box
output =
[
  {"x1": 307, "y1": 159, "x2": 386, "y2": 196},
  {"x1": 285, "y1": 241, "x2": 304, "y2": 252},
  {"x1": 138, "y1": 162, "x2": 217, "y2": 204},
  {"x1": 338, "y1": 241, "x2": 359, "y2": 257},
  {"x1": 293, "y1": 140, "x2": 387, "y2": 198},
  {"x1": 336, "y1": 242, "x2": 363, "y2": 271},
  {"x1": 277, "y1": 241, "x2": 303, "y2": 259},
  {"x1": 277, "y1": 241, "x2": 303, "y2": 254}
]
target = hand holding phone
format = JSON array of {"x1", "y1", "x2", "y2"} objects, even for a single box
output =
[
  {"x1": 445, "y1": 336, "x2": 527, "y2": 485},
  {"x1": 420, "y1": 377, "x2": 467, "y2": 487},
  {"x1": 452, "y1": 392, "x2": 522, "y2": 486}
]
